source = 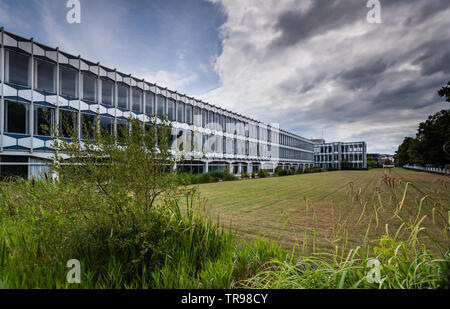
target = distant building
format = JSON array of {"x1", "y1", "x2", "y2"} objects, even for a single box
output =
[
  {"x1": 367, "y1": 153, "x2": 394, "y2": 167},
  {"x1": 314, "y1": 141, "x2": 367, "y2": 169},
  {"x1": 311, "y1": 139, "x2": 325, "y2": 145}
]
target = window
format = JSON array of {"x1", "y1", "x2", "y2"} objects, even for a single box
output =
[
  {"x1": 101, "y1": 79, "x2": 114, "y2": 106},
  {"x1": 82, "y1": 73, "x2": 97, "y2": 102},
  {"x1": 186, "y1": 105, "x2": 193, "y2": 125},
  {"x1": 202, "y1": 109, "x2": 207, "y2": 128},
  {"x1": 208, "y1": 111, "x2": 214, "y2": 129},
  {"x1": 145, "y1": 91, "x2": 155, "y2": 116},
  {"x1": 34, "y1": 105, "x2": 54, "y2": 136},
  {"x1": 215, "y1": 113, "x2": 220, "y2": 131},
  {"x1": 157, "y1": 95, "x2": 166, "y2": 117},
  {"x1": 167, "y1": 99, "x2": 175, "y2": 121},
  {"x1": 5, "y1": 100, "x2": 29, "y2": 134},
  {"x1": 117, "y1": 84, "x2": 129, "y2": 109},
  {"x1": 132, "y1": 88, "x2": 142, "y2": 113},
  {"x1": 227, "y1": 117, "x2": 233, "y2": 134},
  {"x1": 81, "y1": 113, "x2": 96, "y2": 139},
  {"x1": 35, "y1": 60, "x2": 55, "y2": 93},
  {"x1": 223, "y1": 136, "x2": 226, "y2": 154},
  {"x1": 60, "y1": 67, "x2": 78, "y2": 98},
  {"x1": 99, "y1": 116, "x2": 113, "y2": 136},
  {"x1": 59, "y1": 109, "x2": 77, "y2": 138},
  {"x1": 0, "y1": 156, "x2": 28, "y2": 180},
  {"x1": 221, "y1": 115, "x2": 226, "y2": 132},
  {"x1": 7, "y1": 51, "x2": 29, "y2": 87},
  {"x1": 194, "y1": 106, "x2": 201, "y2": 127},
  {"x1": 177, "y1": 101, "x2": 185, "y2": 123}
]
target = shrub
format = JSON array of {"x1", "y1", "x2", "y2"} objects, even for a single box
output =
[
  {"x1": 257, "y1": 169, "x2": 269, "y2": 178},
  {"x1": 303, "y1": 167, "x2": 324, "y2": 174},
  {"x1": 241, "y1": 172, "x2": 250, "y2": 179}
]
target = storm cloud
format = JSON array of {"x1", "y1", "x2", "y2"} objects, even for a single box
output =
[{"x1": 203, "y1": 0, "x2": 450, "y2": 154}]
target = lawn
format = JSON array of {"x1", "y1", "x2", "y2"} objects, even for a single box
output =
[{"x1": 196, "y1": 168, "x2": 450, "y2": 254}]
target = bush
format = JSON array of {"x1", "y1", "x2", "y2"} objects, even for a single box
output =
[
  {"x1": 241, "y1": 172, "x2": 250, "y2": 179},
  {"x1": 257, "y1": 169, "x2": 269, "y2": 178},
  {"x1": 303, "y1": 167, "x2": 325, "y2": 174}
]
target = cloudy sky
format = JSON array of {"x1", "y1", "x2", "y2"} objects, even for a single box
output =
[{"x1": 1, "y1": 0, "x2": 449, "y2": 154}]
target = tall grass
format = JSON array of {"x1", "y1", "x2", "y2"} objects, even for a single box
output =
[{"x1": 0, "y1": 169, "x2": 448, "y2": 289}]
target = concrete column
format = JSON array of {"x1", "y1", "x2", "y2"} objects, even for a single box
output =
[
  {"x1": 204, "y1": 161, "x2": 209, "y2": 173},
  {"x1": 229, "y1": 162, "x2": 233, "y2": 174},
  {"x1": 238, "y1": 163, "x2": 242, "y2": 174},
  {"x1": 248, "y1": 162, "x2": 252, "y2": 174}
]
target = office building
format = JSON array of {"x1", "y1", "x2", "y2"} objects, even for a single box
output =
[{"x1": 0, "y1": 29, "x2": 315, "y2": 179}]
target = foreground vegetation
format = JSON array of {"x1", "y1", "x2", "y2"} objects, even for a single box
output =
[
  {"x1": 1, "y1": 168, "x2": 448, "y2": 288},
  {"x1": 0, "y1": 118, "x2": 448, "y2": 289}
]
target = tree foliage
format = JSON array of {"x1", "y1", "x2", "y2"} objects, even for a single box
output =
[
  {"x1": 395, "y1": 81, "x2": 450, "y2": 167},
  {"x1": 52, "y1": 115, "x2": 183, "y2": 214},
  {"x1": 438, "y1": 80, "x2": 450, "y2": 103},
  {"x1": 395, "y1": 110, "x2": 449, "y2": 166}
]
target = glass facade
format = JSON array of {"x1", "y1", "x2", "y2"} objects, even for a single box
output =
[
  {"x1": 145, "y1": 91, "x2": 155, "y2": 116},
  {"x1": 35, "y1": 60, "x2": 55, "y2": 93},
  {"x1": 117, "y1": 83, "x2": 129, "y2": 109},
  {"x1": 59, "y1": 109, "x2": 77, "y2": 138},
  {"x1": 7, "y1": 51, "x2": 29, "y2": 86},
  {"x1": 83, "y1": 73, "x2": 97, "y2": 102},
  {"x1": 60, "y1": 67, "x2": 78, "y2": 98},
  {"x1": 5, "y1": 100, "x2": 29, "y2": 134},
  {"x1": 101, "y1": 78, "x2": 114, "y2": 106},
  {"x1": 132, "y1": 88, "x2": 142, "y2": 113},
  {"x1": 34, "y1": 105, "x2": 54, "y2": 136},
  {"x1": 100, "y1": 116, "x2": 114, "y2": 136},
  {"x1": 157, "y1": 95, "x2": 166, "y2": 117},
  {"x1": 0, "y1": 30, "x2": 316, "y2": 179}
]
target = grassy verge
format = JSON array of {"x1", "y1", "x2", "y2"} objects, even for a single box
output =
[{"x1": 0, "y1": 168, "x2": 448, "y2": 288}]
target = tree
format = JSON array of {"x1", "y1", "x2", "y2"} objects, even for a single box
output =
[
  {"x1": 52, "y1": 115, "x2": 185, "y2": 214},
  {"x1": 394, "y1": 137, "x2": 415, "y2": 166},
  {"x1": 383, "y1": 158, "x2": 393, "y2": 166},
  {"x1": 367, "y1": 156, "x2": 377, "y2": 169},
  {"x1": 341, "y1": 158, "x2": 351, "y2": 170},
  {"x1": 438, "y1": 80, "x2": 450, "y2": 103},
  {"x1": 415, "y1": 109, "x2": 450, "y2": 166}
]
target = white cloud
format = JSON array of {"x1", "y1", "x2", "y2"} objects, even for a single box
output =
[
  {"x1": 140, "y1": 70, "x2": 198, "y2": 93},
  {"x1": 200, "y1": 0, "x2": 450, "y2": 153}
]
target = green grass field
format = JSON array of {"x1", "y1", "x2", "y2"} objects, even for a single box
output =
[
  {"x1": 196, "y1": 168, "x2": 450, "y2": 254},
  {"x1": 1, "y1": 168, "x2": 448, "y2": 288}
]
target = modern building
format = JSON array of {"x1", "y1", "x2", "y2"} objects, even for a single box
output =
[
  {"x1": 367, "y1": 153, "x2": 394, "y2": 167},
  {"x1": 314, "y1": 141, "x2": 367, "y2": 169},
  {"x1": 0, "y1": 29, "x2": 315, "y2": 179}
]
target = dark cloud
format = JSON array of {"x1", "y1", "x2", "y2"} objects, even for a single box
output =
[
  {"x1": 208, "y1": 0, "x2": 450, "y2": 153},
  {"x1": 371, "y1": 78, "x2": 445, "y2": 110},
  {"x1": 412, "y1": 40, "x2": 450, "y2": 76},
  {"x1": 269, "y1": 0, "x2": 362, "y2": 49},
  {"x1": 338, "y1": 58, "x2": 390, "y2": 90},
  {"x1": 269, "y1": 0, "x2": 450, "y2": 51},
  {"x1": 403, "y1": 0, "x2": 450, "y2": 26}
]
